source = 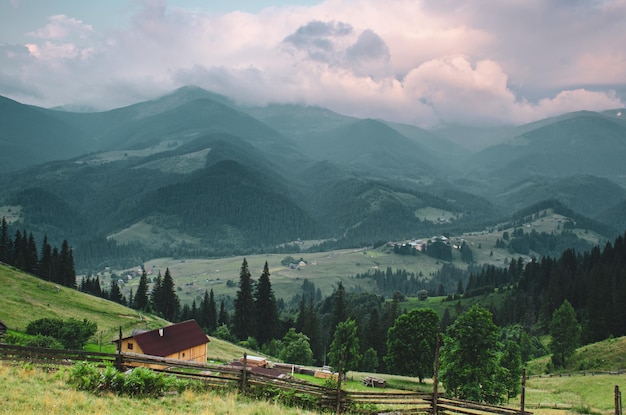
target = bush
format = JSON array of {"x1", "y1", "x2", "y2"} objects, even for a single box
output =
[
  {"x1": 25, "y1": 334, "x2": 63, "y2": 349},
  {"x1": 67, "y1": 362, "x2": 200, "y2": 397},
  {"x1": 26, "y1": 317, "x2": 97, "y2": 350}
]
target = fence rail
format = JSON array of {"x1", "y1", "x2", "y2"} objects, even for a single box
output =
[{"x1": 0, "y1": 343, "x2": 531, "y2": 415}]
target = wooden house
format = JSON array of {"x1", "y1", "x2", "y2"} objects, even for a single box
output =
[{"x1": 115, "y1": 320, "x2": 209, "y2": 364}]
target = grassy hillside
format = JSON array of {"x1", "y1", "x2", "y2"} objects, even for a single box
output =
[
  {"x1": 0, "y1": 264, "x2": 167, "y2": 339},
  {"x1": 525, "y1": 336, "x2": 626, "y2": 375},
  {"x1": 0, "y1": 264, "x2": 258, "y2": 363}
]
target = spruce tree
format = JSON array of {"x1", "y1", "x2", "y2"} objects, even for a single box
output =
[
  {"x1": 151, "y1": 272, "x2": 163, "y2": 313},
  {"x1": 331, "y1": 281, "x2": 346, "y2": 334},
  {"x1": 233, "y1": 258, "x2": 256, "y2": 340},
  {"x1": 59, "y1": 240, "x2": 76, "y2": 288},
  {"x1": 255, "y1": 261, "x2": 278, "y2": 346},
  {"x1": 160, "y1": 268, "x2": 180, "y2": 322},
  {"x1": 26, "y1": 232, "x2": 38, "y2": 274},
  {"x1": 0, "y1": 217, "x2": 9, "y2": 264},
  {"x1": 134, "y1": 270, "x2": 149, "y2": 311},
  {"x1": 38, "y1": 235, "x2": 52, "y2": 281},
  {"x1": 13, "y1": 230, "x2": 26, "y2": 270},
  {"x1": 198, "y1": 289, "x2": 216, "y2": 331},
  {"x1": 218, "y1": 299, "x2": 229, "y2": 327},
  {"x1": 109, "y1": 281, "x2": 124, "y2": 304}
]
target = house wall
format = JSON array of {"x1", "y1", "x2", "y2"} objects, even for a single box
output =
[
  {"x1": 164, "y1": 343, "x2": 207, "y2": 363},
  {"x1": 120, "y1": 339, "x2": 144, "y2": 355}
]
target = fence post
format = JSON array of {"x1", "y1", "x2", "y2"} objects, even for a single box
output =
[
  {"x1": 520, "y1": 368, "x2": 526, "y2": 415},
  {"x1": 336, "y1": 357, "x2": 344, "y2": 415},
  {"x1": 616, "y1": 385, "x2": 622, "y2": 415},
  {"x1": 115, "y1": 326, "x2": 123, "y2": 370},
  {"x1": 432, "y1": 334, "x2": 441, "y2": 415},
  {"x1": 240, "y1": 352, "x2": 248, "y2": 394}
]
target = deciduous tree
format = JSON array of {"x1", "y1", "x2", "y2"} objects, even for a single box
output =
[
  {"x1": 549, "y1": 300, "x2": 580, "y2": 368},
  {"x1": 440, "y1": 305, "x2": 506, "y2": 404},
  {"x1": 385, "y1": 308, "x2": 439, "y2": 382},
  {"x1": 328, "y1": 318, "x2": 361, "y2": 373}
]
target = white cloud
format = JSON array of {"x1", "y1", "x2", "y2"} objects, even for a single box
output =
[
  {"x1": 28, "y1": 14, "x2": 94, "y2": 40},
  {"x1": 1, "y1": 0, "x2": 624, "y2": 126}
]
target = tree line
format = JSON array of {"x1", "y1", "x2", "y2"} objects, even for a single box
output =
[{"x1": 0, "y1": 217, "x2": 76, "y2": 288}]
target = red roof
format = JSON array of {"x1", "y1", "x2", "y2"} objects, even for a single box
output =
[{"x1": 131, "y1": 320, "x2": 209, "y2": 357}]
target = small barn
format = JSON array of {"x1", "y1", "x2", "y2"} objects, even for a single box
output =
[{"x1": 115, "y1": 320, "x2": 209, "y2": 364}]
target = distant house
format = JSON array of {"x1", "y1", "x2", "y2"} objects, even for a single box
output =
[{"x1": 115, "y1": 320, "x2": 209, "y2": 364}]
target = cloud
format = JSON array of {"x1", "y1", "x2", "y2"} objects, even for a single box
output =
[
  {"x1": 1, "y1": 0, "x2": 624, "y2": 127},
  {"x1": 28, "y1": 14, "x2": 94, "y2": 40}
]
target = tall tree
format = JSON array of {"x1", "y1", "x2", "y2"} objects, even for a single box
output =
[
  {"x1": 109, "y1": 281, "x2": 124, "y2": 305},
  {"x1": 38, "y1": 235, "x2": 52, "y2": 281},
  {"x1": 499, "y1": 340, "x2": 522, "y2": 402},
  {"x1": 255, "y1": 261, "x2": 278, "y2": 346},
  {"x1": 330, "y1": 281, "x2": 347, "y2": 334},
  {"x1": 134, "y1": 270, "x2": 149, "y2": 311},
  {"x1": 13, "y1": 230, "x2": 26, "y2": 270},
  {"x1": 0, "y1": 217, "x2": 10, "y2": 264},
  {"x1": 328, "y1": 318, "x2": 361, "y2": 373},
  {"x1": 233, "y1": 258, "x2": 256, "y2": 340},
  {"x1": 218, "y1": 299, "x2": 229, "y2": 327},
  {"x1": 25, "y1": 232, "x2": 38, "y2": 274},
  {"x1": 59, "y1": 240, "x2": 76, "y2": 288},
  {"x1": 200, "y1": 289, "x2": 217, "y2": 332},
  {"x1": 150, "y1": 272, "x2": 163, "y2": 314},
  {"x1": 159, "y1": 268, "x2": 180, "y2": 321},
  {"x1": 549, "y1": 300, "x2": 581, "y2": 368},
  {"x1": 440, "y1": 305, "x2": 506, "y2": 404},
  {"x1": 385, "y1": 308, "x2": 439, "y2": 383}
]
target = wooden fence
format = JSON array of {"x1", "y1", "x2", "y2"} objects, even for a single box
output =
[{"x1": 1, "y1": 343, "x2": 531, "y2": 415}]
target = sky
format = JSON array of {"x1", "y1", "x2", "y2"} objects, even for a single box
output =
[{"x1": 1, "y1": 0, "x2": 625, "y2": 127}]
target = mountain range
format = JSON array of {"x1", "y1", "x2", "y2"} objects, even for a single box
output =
[{"x1": 1, "y1": 86, "x2": 625, "y2": 270}]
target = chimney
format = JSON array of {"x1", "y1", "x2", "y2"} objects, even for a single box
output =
[{"x1": 159, "y1": 328, "x2": 164, "y2": 337}]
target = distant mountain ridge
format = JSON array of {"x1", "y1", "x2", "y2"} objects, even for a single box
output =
[{"x1": 0, "y1": 86, "x2": 625, "y2": 269}]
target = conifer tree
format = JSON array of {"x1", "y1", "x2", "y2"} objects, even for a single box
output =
[
  {"x1": 13, "y1": 230, "x2": 26, "y2": 270},
  {"x1": 233, "y1": 258, "x2": 256, "y2": 340},
  {"x1": 201, "y1": 289, "x2": 217, "y2": 332},
  {"x1": 218, "y1": 299, "x2": 229, "y2": 327},
  {"x1": 134, "y1": 270, "x2": 149, "y2": 311},
  {"x1": 255, "y1": 261, "x2": 278, "y2": 346},
  {"x1": 330, "y1": 281, "x2": 346, "y2": 335},
  {"x1": 159, "y1": 268, "x2": 180, "y2": 321},
  {"x1": 38, "y1": 235, "x2": 52, "y2": 281},
  {"x1": 0, "y1": 217, "x2": 9, "y2": 264},
  {"x1": 26, "y1": 232, "x2": 38, "y2": 274},
  {"x1": 151, "y1": 272, "x2": 163, "y2": 312},
  {"x1": 59, "y1": 240, "x2": 76, "y2": 288},
  {"x1": 109, "y1": 281, "x2": 124, "y2": 304}
]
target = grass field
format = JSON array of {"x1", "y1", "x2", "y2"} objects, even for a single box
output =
[{"x1": 0, "y1": 361, "x2": 318, "y2": 415}]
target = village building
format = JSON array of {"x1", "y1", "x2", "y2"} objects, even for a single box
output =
[{"x1": 115, "y1": 319, "x2": 209, "y2": 364}]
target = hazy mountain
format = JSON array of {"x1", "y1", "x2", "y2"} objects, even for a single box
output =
[
  {"x1": 0, "y1": 96, "x2": 95, "y2": 172},
  {"x1": 467, "y1": 112, "x2": 626, "y2": 187},
  {"x1": 1, "y1": 87, "x2": 625, "y2": 269},
  {"x1": 493, "y1": 175, "x2": 626, "y2": 219}
]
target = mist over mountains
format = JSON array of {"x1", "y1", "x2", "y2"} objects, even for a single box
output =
[{"x1": 1, "y1": 86, "x2": 625, "y2": 270}]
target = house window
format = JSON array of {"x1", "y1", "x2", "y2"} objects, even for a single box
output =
[
  {"x1": 182, "y1": 352, "x2": 185, "y2": 358},
  {"x1": 127, "y1": 342, "x2": 133, "y2": 350}
]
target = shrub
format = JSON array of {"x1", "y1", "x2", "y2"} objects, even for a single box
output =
[
  {"x1": 68, "y1": 362, "x2": 200, "y2": 398},
  {"x1": 26, "y1": 317, "x2": 97, "y2": 350},
  {"x1": 24, "y1": 334, "x2": 63, "y2": 349}
]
